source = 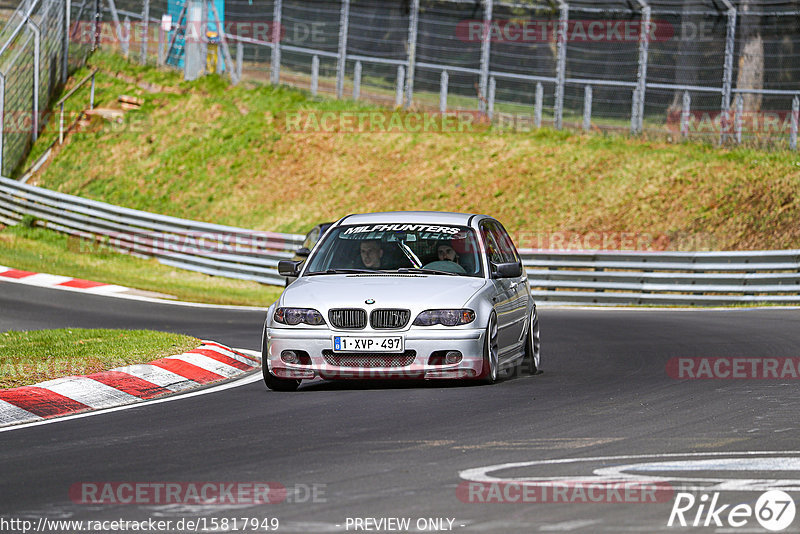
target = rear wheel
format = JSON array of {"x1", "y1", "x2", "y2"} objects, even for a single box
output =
[
  {"x1": 262, "y1": 327, "x2": 301, "y2": 392},
  {"x1": 523, "y1": 306, "x2": 541, "y2": 375},
  {"x1": 479, "y1": 313, "x2": 499, "y2": 384}
]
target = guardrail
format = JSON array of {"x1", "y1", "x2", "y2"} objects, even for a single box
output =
[
  {"x1": 0, "y1": 176, "x2": 304, "y2": 285},
  {"x1": 520, "y1": 249, "x2": 800, "y2": 305},
  {"x1": 3, "y1": 176, "x2": 800, "y2": 303}
]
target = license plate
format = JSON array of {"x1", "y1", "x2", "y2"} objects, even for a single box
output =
[{"x1": 332, "y1": 336, "x2": 404, "y2": 353}]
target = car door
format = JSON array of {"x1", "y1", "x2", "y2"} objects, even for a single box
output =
[
  {"x1": 492, "y1": 221, "x2": 529, "y2": 350},
  {"x1": 480, "y1": 220, "x2": 517, "y2": 361}
]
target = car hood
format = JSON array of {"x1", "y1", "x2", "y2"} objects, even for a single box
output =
[{"x1": 281, "y1": 274, "x2": 487, "y2": 310}]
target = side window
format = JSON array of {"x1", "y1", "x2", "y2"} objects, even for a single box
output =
[
  {"x1": 480, "y1": 222, "x2": 505, "y2": 265},
  {"x1": 493, "y1": 222, "x2": 520, "y2": 264},
  {"x1": 302, "y1": 226, "x2": 321, "y2": 251}
]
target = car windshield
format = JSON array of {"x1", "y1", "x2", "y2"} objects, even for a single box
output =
[{"x1": 304, "y1": 223, "x2": 484, "y2": 277}]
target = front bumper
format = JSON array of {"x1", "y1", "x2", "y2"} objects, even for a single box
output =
[{"x1": 265, "y1": 327, "x2": 485, "y2": 380}]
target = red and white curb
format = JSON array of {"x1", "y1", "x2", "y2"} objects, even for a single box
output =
[
  {"x1": 0, "y1": 341, "x2": 260, "y2": 427},
  {"x1": 0, "y1": 265, "x2": 131, "y2": 295}
]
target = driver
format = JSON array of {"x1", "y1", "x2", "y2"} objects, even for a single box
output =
[
  {"x1": 360, "y1": 240, "x2": 384, "y2": 269},
  {"x1": 437, "y1": 240, "x2": 460, "y2": 264}
]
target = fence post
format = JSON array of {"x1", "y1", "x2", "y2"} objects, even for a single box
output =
[
  {"x1": 92, "y1": 0, "x2": 101, "y2": 51},
  {"x1": 791, "y1": 96, "x2": 799, "y2": 151},
  {"x1": 633, "y1": 1, "x2": 650, "y2": 135},
  {"x1": 311, "y1": 55, "x2": 319, "y2": 97},
  {"x1": 735, "y1": 93, "x2": 743, "y2": 144},
  {"x1": 29, "y1": 19, "x2": 40, "y2": 142},
  {"x1": 681, "y1": 90, "x2": 690, "y2": 138},
  {"x1": 236, "y1": 41, "x2": 243, "y2": 82},
  {"x1": 0, "y1": 74, "x2": 5, "y2": 175},
  {"x1": 395, "y1": 65, "x2": 405, "y2": 108},
  {"x1": 439, "y1": 70, "x2": 448, "y2": 113},
  {"x1": 122, "y1": 16, "x2": 131, "y2": 57},
  {"x1": 554, "y1": 1, "x2": 568, "y2": 130},
  {"x1": 630, "y1": 89, "x2": 639, "y2": 135},
  {"x1": 140, "y1": 0, "x2": 149, "y2": 65},
  {"x1": 106, "y1": 0, "x2": 123, "y2": 50},
  {"x1": 487, "y1": 76, "x2": 496, "y2": 121},
  {"x1": 90, "y1": 72, "x2": 95, "y2": 109},
  {"x1": 157, "y1": 23, "x2": 165, "y2": 66},
  {"x1": 336, "y1": 0, "x2": 350, "y2": 99},
  {"x1": 404, "y1": 0, "x2": 419, "y2": 108},
  {"x1": 353, "y1": 61, "x2": 361, "y2": 100},
  {"x1": 534, "y1": 82, "x2": 543, "y2": 128},
  {"x1": 271, "y1": 0, "x2": 282, "y2": 85},
  {"x1": 582, "y1": 85, "x2": 592, "y2": 131},
  {"x1": 62, "y1": 0, "x2": 71, "y2": 84},
  {"x1": 478, "y1": 0, "x2": 493, "y2": 114},
  {"x1": 720, "y1": 1, "x2": 736, "y2": 144}
]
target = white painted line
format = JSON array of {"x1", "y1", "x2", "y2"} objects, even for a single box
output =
[
  {"x1": 110, "y1": 364, "x2": 199, "y2": 392},
  {"x1": 166, "y1": 353, "x2": 242, "y2": 378},
  {"x1": 540, "y1": 519, "x2": 603, "y2": 531},
  {"x1": 85, "y1": 284, "x2": 128, "y2": 294},
  {"x1": 18, "y1": 273, "x2": 73, "y2": 285},
  {"x1": 0, "y1": 372, "x2": 262, "y2": 433},
  {"x1": 0, "y1": 399, "x2": 42, "y2": 425},
  {"x1": 36, "y1": 376, "x2": 140, "y2": 409}
]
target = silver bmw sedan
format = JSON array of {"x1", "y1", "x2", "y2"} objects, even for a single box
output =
[{"x1": 262, "y1": 211, "x2": 540, "y2": 391}]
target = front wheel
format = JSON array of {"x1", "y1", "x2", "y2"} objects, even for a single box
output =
[{"x1": 479, "y1": 312, "x2": 499, "y2": 384}]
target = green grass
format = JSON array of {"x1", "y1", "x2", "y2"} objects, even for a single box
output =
[
  {"x1": 0, "y1": 328, "x2": 200, "y2": 389},
  {"x1": 0, "y1": 224, "x2": 282, "y2": 307}
]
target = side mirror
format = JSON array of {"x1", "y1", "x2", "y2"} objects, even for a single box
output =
[
  {"x1": 295, "y1": 247, "x2": 311, "y2": 258},
  {"x1": 278, "y1": 260, "x2": 303, "y2": 277},
  {"x1": 492, "y1": 262, "x2": 522, "y2": 279}
]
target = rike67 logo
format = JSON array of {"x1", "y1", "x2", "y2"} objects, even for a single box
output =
[{"x1": 669, "y1": 490, "x2": 796, "y2": 531}]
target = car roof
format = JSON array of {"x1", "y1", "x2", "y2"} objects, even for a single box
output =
[{"x1": 337, "y1": 211, "x2": 488, "y2": 227}]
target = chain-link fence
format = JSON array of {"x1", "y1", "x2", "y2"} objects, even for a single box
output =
[
  {"x1": 0, "y1": 0, "x2": 94, "y2": 176},
  {"x1": 9, "y1": 0, "x2": 800, "y2": 166}
]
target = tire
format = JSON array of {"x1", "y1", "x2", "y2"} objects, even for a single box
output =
[
  {"x1": 262, "y1": 327, "x2": 301, "y2": 392},
  {"x1": 479, "y1": 312, "x2": 499, "y2": 384},
  {"x1": 523, "y1": 306, "x2": 541, "y2": 375}
]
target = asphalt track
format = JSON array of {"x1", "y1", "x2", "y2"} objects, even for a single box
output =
[{"x1": 2, "y1": 281, "x2": 800, "y2": 533}]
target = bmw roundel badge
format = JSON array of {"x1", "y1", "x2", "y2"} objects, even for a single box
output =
[{"x1": 365, "y1": 299, "x2": 375, "y2": 305}]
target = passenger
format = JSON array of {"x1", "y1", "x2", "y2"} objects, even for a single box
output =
[{"x1": 360, "y1": 240, "x2": 384, "y2": 269}]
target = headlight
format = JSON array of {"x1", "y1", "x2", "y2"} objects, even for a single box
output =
[
  {"x1": 413, "y1": 309, "x2": 475, "y2": 327},
  {"x1": 274, "y1": 307, "x2": 326, "y2": 326}
]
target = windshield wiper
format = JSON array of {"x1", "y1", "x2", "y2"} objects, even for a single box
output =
[
  {"x1": 307, "y1": 268, "x2": 378, "y2": 275},
  {"x1": 396, "y1": 267, "x2": 459, "y2": 276}
]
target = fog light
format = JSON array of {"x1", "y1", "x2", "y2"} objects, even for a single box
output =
[
  {"x1": 445, "y1": 351, "x2": 462, "y2": 364},
  {"x1": 281, "y1": 350, "x2": 299, "y2": 364}
]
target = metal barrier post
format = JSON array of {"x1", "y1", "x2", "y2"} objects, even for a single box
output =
[
  {"x1": 583, "y1": 85, "x2": 592, "y2": 131},
  {"x1": 487, "y1": 76, "x2": 496, "y2": 121},
  {"x1": 59, "y1": 102, "x2": 64, "y2": 143},
  {"x1": 336, "y1": 0, "x2": 350, "y2": 99},
  {"x1": 0, "y1": 74, "x2": 5, "y2": 175},
  {"x1": 271, "y1": 0, "x2": 282, "y2": 85},
  {"x1": 478, "y1": 0, "x2": 493, "y2": 114},
  {"x1": 681, "y1": 91, "x2": 690, "y2": 138},
  {"x1": 440, "y1": 70, "x2": 448, "y2": 113},
  {"x1": 353, "y1": 61, "x2": 361, "y2": 100},
  {"x1": 140, "y1": 0, "x2": 149, "y2": 65},
  {"x1": 311, "y1": 55, "x2": 319, "y2": 97},
  {"x1": 90, "y1": 72, "x2": 95, "y2": 109},
  {"x1": 630, "y1": 88, "x2": 639, "y2": 135},
  {"x1": 395, "y1": 65, "x2": 404, "y2": 108},
  {"x1": 735, "y1": 93, "x2": 743, "y2": 143},
  {"x1": 404, "y1": 0, "x2": 419, "y2": 108},
  {"x1": 236, "y1": 41, "x2": 243, "y2": 82},
  {"x1": 29, "y1": 19, "x2": 41, "y2": 142},
  {"x1": 633, "y1": 1, "x2": 650, "y2": 135},
  {"x1": 62, "y1": 0, "x2": 71, "y2": 83},
  {"x1": 92, "y1": 0, "x2": 100, "y2": 51},
  {"x1": 791, "y1": 96, "x2": 799, "y2": 151},
  {"x1": 554, "y1": 1, "x2": 568, "y2": 130},
  {"x1": 720, "y1": 1, "x2": 736, "y2": 144},
  {"x1": 534, "y1": 82, "x2": 543, "y2": 128},
  {"x1": 122, "y1": 15, "x2": 130, "y2": 57}
]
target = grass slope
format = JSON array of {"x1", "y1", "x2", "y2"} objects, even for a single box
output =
[{"x1": 22, "y1": 52, "x2": 800, "y2": 251}]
